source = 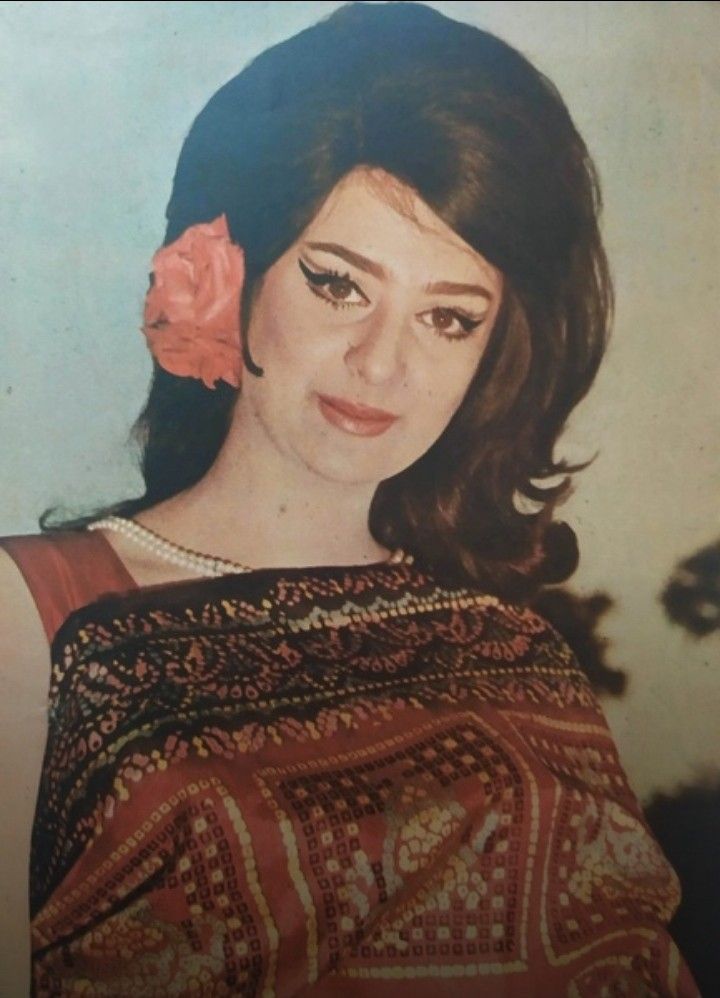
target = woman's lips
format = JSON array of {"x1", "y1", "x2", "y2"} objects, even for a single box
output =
[{"x1": 316, "y1": 393, "x2": 399, "y2": 437}]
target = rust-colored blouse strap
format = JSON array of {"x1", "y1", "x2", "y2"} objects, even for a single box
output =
[{"x1": 0, "y1": 530, "x2": 138, "y2": 643}]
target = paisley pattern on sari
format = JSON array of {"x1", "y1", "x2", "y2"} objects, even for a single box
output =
[{"x1": 3, "y1": 533, "x2": 699, "y2": 997}]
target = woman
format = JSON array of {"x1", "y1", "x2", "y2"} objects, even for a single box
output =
[{"x1": 0, "y1": 2, "x2": 700, "y2": 995}]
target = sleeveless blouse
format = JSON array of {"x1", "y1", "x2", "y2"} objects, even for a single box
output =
[
  {"x1": 2, "y1": 530, "x2": 138, "y2": 641},
  {"x1": 1, "y1": 531, "x2": 700, "y2": 997}
]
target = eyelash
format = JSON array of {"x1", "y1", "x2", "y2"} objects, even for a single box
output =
[
  {"x1": 298, "y1": 258, "x2": 367, "y2": 310},
  {"x1": 297, "y1": 258, "x2": 486, "y2": 341}
]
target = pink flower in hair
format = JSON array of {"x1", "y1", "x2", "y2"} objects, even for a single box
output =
[{"x1": 142, "y1": 214, "x2": 245, "y2": 389}]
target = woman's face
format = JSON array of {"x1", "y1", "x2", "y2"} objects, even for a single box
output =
[{"x1": 239, "y1": 167, "x2": 503, "y2": 487}]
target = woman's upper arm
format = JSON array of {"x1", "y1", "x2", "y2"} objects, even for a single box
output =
[{"x1": 0, "y1": 547, "x2": 51, "y2": 997}]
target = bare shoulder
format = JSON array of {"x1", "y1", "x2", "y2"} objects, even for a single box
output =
[{"x1": 0, "y1": 547, "x2": 50, "y2": 996}]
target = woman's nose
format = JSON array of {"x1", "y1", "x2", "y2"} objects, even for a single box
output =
[{"x1": 344, "y1": 310, "x2": 407, "y2": 386}]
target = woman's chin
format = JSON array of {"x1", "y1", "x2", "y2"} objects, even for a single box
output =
[{"x1": 295, "y1": 438, "x2": 415, "y2": 489}]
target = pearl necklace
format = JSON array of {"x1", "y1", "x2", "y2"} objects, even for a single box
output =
[{"x1": 88, "y1": 515, "x2": 412, "y2": 579}]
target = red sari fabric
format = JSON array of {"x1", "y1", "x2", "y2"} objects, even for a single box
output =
[{"x1": 3, "y1": 532, "x2": 699, "y2": 997}]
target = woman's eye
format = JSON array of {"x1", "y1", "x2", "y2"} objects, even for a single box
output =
[
  {"x1": 418, "y1": 307, "x2": 485, "y2": 340},
  {"x1": 298, "y1": 258, "x2": 369, "y2": 309}
]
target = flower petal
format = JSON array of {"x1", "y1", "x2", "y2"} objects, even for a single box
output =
[{"x1": 140, "y1": 214, "x2": 245, "y2": 390}]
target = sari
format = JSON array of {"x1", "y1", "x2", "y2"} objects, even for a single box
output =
[{"x1": 2, "y1": 531, "x2": 700, "y2": 997}]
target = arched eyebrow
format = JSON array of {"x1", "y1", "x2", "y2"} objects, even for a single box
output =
[
  {"x1": 304, "y1": 241, "x2": 495, "y2": 302},
  {"x1": 424, "y1": 279, "x2": 494, "y2": 301}
]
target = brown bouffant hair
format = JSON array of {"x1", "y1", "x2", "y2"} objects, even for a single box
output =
[{"x1": 48, "y1": 2, "x2": 612, "y2": 601}]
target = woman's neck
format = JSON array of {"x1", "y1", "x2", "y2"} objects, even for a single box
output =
[{"x1": 133, "y1": 402, "x2": 390, "y2": 572}]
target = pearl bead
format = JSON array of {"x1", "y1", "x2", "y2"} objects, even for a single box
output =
[{"x1": 87, "y1": 516, "x2": 410, "y2": 577}]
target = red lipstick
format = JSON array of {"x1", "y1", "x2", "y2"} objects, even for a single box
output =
[{"x1": 316, "y1": 393, "x2": 399, "y2": 437}]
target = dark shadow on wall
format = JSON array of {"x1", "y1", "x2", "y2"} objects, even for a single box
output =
[
  {"x1": 645, "y1": 776, "x2": 720, "y2": 998},
  {"x1": 661, "y1": 537, "x2": 720, "y2": 637},
  {"x1": 530, "y1": 587, "x2": 627, "y2": 695}
]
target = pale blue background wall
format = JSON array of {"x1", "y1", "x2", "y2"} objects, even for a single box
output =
[{"x1": 1, "y1": 1, "x2": 718, "y2": 800}]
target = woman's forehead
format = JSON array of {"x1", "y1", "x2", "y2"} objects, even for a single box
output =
[{"x1": 300, "y1": 167, "x2": 502, "y2": 293}]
